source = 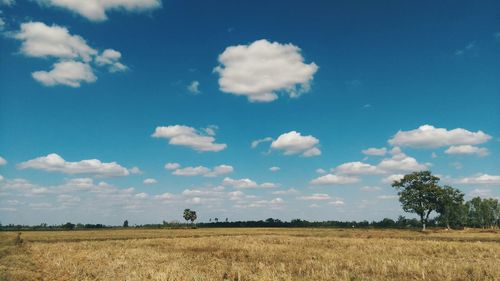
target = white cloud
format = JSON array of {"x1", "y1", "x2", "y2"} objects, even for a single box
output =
[
  {"x1": 95, "y1": 49, "x2": 128, "y2": 72},
  {"x1": 389, "y1": 125, "x2": 491, "y2": 148},
  {"x1": 37, "y1": 0, "x2": 162, "y2": 22},
  {"x1": 377, "y1": 195, "x2": 398, "y2": 200},
  {"x1": 316, "y1": 168, "x2": 326, "y2": 174},
  {"x1": 310, "y1": 174, "x2": 360, "y2": 185},
  {"x1": 164, "y1": 162, "x2": 180, "y2": 170},
  {"x1": 129, "y1": 166, "x2": 142, "y2": 174},
  {"x1": 0, "y1": 156, "x2": 7, "y2": 166},
  {"x1": 382, "y1": 174, "x2": 405, "y2": 184},
  {"x1": 222, "y1": 177, "x2": 257, "y2": 189},
  {"x1": 270, "y1": 131, "x2": 321, "y2": 157},
  {"x1": 269, "y1": 166, "x2": 280, "y2": 172},
  {"x1": 360, "y1": 186, "x2": 382, "y2": 192},
  {"x1": 154, "y1": 192, "x2": 173, "y2": 201},
  {"x1": 14, "y1": 22, "x2": 126, "y2": 87},
  {"x1": 445, "y1": 145, "x2": 489, "y2": 157},
  {"x1": 468, "y1": 188, "x2": 492, "y2": 197},
  {"x1": 173, "y1": 166, "x2": 211, "y2": 176},
  {"x1": 222, "y1": 177, "x2": 277, "y2": 189},
  {"x1": 329, "y1": 199, "x2": 345, "y2": 206},
  {"x1": 187, "y1": 81, "x2": 200, "y2": 94},
  {"x1": 15, "y1": 22, "x2": 97, "y2": 61},
  {"x1": 169, "y1": 164, "x2": 233, "y2": 177},
  {"x1": 135, "y1": 192, "x2": 148, "y2": 199},
  {"x1": 152, "y1": 125, "x2": 227, "y2": 152},
  {"x1": 32, "y1": 60, "x2": 97, "y2": 87},
  {"x1": 361, "y1": 147, "x2": 387, "y2": 156},
  {"x1": 260, "y1": 182, "x2": 279, "y2": 189},
  {"x1": 272, "y1": 188, "x2": 299, "y2": 195},
  {"x1": 182, "y1": 186, "x2": 225, "y2": 199},
  {"x1": 214, "y1": 39, "x2": 318, "y2": 102},
  {"x1": 376, "y1": 153, "x2": 427, "y2": 173},
  {"x1": 143, "y1": 178, "x2": 157, "y2": 185},
  {"x1": 334, "y1": 161, "x2": 380, "y2": 175},
  {"x1": 57, "y1": 194, "x2": 80, "y2": 205},
  {"x1": 251, "y1": 137, "x2": 273, "y2": 148},
  {"x1": 206, "y1": 165, "x2": 234, "y2": 177},
  {"x1": 299, "y1": 193, "x2": 331, "y2": 201},
  {"x1": 18, "y1": 153, "x2": 130, "y2": 176},
  {"x1": 456, "y1": 174, "x2": 500, "y2": 185}
]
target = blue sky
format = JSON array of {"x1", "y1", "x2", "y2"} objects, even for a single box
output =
[{"x1": 0, "y1": 0, "x2": 499, "y2": 225}]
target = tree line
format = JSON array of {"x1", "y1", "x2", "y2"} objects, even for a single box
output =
[{"x1": 1, "y1": 171, "x2": 498, "y2": 231}]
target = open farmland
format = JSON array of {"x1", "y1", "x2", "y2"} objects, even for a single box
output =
[{"x1": 1, "y1": 228, "x2": 499, "y2": 281}]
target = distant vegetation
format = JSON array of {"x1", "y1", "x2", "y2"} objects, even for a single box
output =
[{"x1": 1, "y1": 171, "x2": 498, "y2": 232}]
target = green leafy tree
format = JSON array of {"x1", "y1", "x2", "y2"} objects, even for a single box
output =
[
  {"x1": 183, "y1": 209, "x2": 192, "y2": 224},
  {"x1": 189, "y1": 210, "x2": 197, "y2": 225},
  {"x1": 436, "y1": 186, "x2": 465, "y2": 229},
  {"x1": 392, "y1": 171, "x2": 441, "y2": 231},
  {"x1": 123, "y1": 220, "x2": 129, "y2": 228},
  {"x1": 467, "y1": 197, "x2": 500, "y2": 228}
]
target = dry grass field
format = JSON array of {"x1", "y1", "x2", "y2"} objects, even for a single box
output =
[{"x1": 1, "y1": 228, "x2": 499, "y2": 281}]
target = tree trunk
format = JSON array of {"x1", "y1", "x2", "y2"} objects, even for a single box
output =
[{"x1": 422, "y1": 222, "x2": 426, "y2": 231}]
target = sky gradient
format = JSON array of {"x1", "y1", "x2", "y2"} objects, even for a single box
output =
[{"x1": 1, "y1": 0, "x2": 499, "y2": 225}]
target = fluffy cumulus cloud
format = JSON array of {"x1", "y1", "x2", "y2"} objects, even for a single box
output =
[
  {"x1": 222, "y1": 177, "x2": 277, "y2": 189},
  {"x1": 95, "y1": 49, "x2": 128, "y2": 72},
  {"x1": 389, "y1": 125, "x2": 491, "y2": 148},
  {"x1": 0, "y1": 156, "x2": 7, "y2": 166},
  {"x1": 14, "y1": 22, "x2": 127, "y2": 87},
  {"x1": 169, "y1": 164, "x2": 233, "y2": 177},
  {"x1": 376, "y1": 151, "x2": 428, "y2": 173},
  {"x1": 37, "y1": 0, "x2": 162, "y2": 22},
  {"x1": 269, "y1": 166, "x2": 280, "y2": 172},
  {"x1": 361, "y1": 147, "x2": 387, "y2": 156},
  {"x1": 15, "y1": 22, "x2": 97, "y2": 61},
  {"x1": 456, "y1": 174, "x2": 500, "y2": 185},
  {"x1": 214, "y1": 39, "x2": 318, "y2": 102},
  {"x1": 445, "y1": 145, "x2": 489, "y2": 157},
  {"x1": 32, "y1": 60, "x2": 97, "y2": 87},
  {"x1": 143, "y1": 178, "x2": 157, "y2": 185},
  {"x1": 311, "y1": 147, "x2": 427, "y2": 185},
  {"x1": 270, "y1": 131, "x2": 321, "y2": 157},
  {"x1": 382, "y1": 174, "x2": 405, "y2": 184},
  {"x1": 17, "y1": 153, "x2": 130, "y2": 176},
  {"x1": 309, "y1": 174, "x2": 360, "y2": 185},
  {"x1": 152, "y1": 125, "x2": 227, "y2": 152},
  {"x1": 334, "y1": 161, "x2": 380, "y2": 175},
  {"x1": 164, "y1": 162, "x2": 180, "y2": 170}
]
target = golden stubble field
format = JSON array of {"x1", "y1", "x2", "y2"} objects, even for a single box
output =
[{"x1": 1, "y1": 228, "x2": 499, "y2": 281}]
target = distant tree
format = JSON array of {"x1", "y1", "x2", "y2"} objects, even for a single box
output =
[
  {"x1": 392, "y1": 171, "x2": 441, "y2": 231},
  {"x1": 214, "y1": 218, "x2": 219, "y2": 223},
  {"x1": 436, "y1": 186, "x2": 465, "y2": 229},
  {"x1": 183, "y1": 209, "x2": 192, "y2": 224},
  {"x1": 123, "y1": 220, "x2": 129, "y2": 228},
  {"x1": 225, "y1": 217, "x2": 228, "y2": 223},
  {"x1": 62, "y1": 222, "x2": 75, "y2": 230},
  {"x1": 190, "y1": 211, "x2": 197, "y2": 225},
  {"x1": 466, "y1": 197, "x2": 500, "y2": 228}
]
